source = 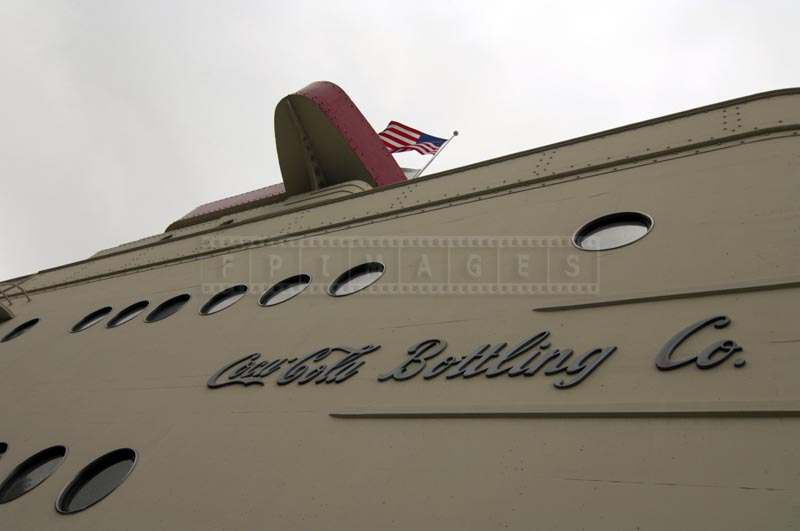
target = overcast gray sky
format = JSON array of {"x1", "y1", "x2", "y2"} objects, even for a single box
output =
[{"x1": 1, "y1": 0, "x2": 798, "y2": 281}]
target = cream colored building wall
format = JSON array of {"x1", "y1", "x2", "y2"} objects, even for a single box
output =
[{"x1": 0, "y1": 90, "x2": 798, "y2": 529}]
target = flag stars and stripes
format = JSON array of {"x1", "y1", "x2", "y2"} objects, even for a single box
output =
[{"x1": 378, "y1": 121, "x2": 447, "y2": 155}]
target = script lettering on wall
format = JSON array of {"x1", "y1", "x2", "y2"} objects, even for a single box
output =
[
  {"x1": 207, "y1": 345, "x2": 380, "y2": 388},
  {"x1": 655, "y1": 315, "x2": 745, "y2": 371},
  {"x1": 207, "y1": 331, "x2": 617, "y2": 390},
  {"x1": 207, "y1": 315, "x2": 747, "y2": 391},
  {"x1": 377, "y1": 333, "x2": 617, "y2": 389}
]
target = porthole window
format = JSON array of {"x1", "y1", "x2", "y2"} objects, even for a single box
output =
[
  {"x1": 200, "y1": 285, "x2": 248, "y2": 315},
  {"x1": 573, "y1": 212, "x2": 653, "y2": 251},
  {"x1": 329, "y1": 262, "x2": 385, "y2": 297},
  {"x1": 107, "y1": 301, "x2": 149, "y2": 329},
  {"x1": 0, "y1": 442, "x2": 7, "y2": 456},
  {"x1": 56, "y1": 448, "x2": 137, "y2": 514},
  {"x1": 145, "y1": 294, "x2": 191, "y2": 323},
  {"x1": 0, "y1": 445, "x2": 67, "y2": 504},
  {"x1": 71, "y1": 307, "x2": 112, "y2": 333},
  {"x1": 259, "y1": 274, "x2": 311, "y2": 306},
  {"x1": 1, "y1": 318, "x2": 40, "y2": 343}
]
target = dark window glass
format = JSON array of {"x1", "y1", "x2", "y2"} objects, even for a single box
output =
[
  {"x1": 71, "y1": 307, "x2": 112, "y2": 333},
  {"x1": 1, "y1": 318, "x2": 40, "y2": 343},
  {"x1": 145, "y1": 294, "x2": 191, "y2": 323},
  {"x1": 200, "y1": 285, "x2": 248, "y2": 315},
  {"x1": 107, "y1": 301, "x2": 150, "y2": 328},
  {"x1": 329, "y1": 262, "x2": 385, "y2": 297},
  {"x1": 57, "y1": 448, "x2": 137, "y2": 514},
  {"x1": 573, "y1": 212, "x2": 654, "y2": 251},
  {"x1": 259, "y1": 274, "x2": 311, "y2": 306},
  {"x1": 0, "y1": 445, "x2": 67, "y2": 504},
  {"x1": 0, "y1": 442, "x2": 7, "y2": 456}
]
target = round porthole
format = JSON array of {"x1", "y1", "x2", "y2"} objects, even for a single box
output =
[
  {"x1": 1, "y1": 318, "x2": 40, "y2": 343},
  {"x1": 145, "y1": 294, "x2": 191, "y2": 323},
  {"x1": 107, "y1": 301, "x2": 149, "y2": 328},
  {"x1": 0, "y1": 445, "x2": 67, "y2": 504},
  {"x1": 573, "y1": 212, "x2": 653, "y2": 251},
  {"x1": 56, "y1": 448, "x2": 137, "y2": 514},
  {"x1": 71, "y1": 307, "x2": 112, "y2": 333},
  {"x1": 200, "y1": 285, "x2": 248, "y2": 315},
  {"x1": 259, "y1": 274, "x2": 311, "y2": 306},
  {"x1": 0, "y1": 442, "x2": 7, "y2": 456},
  {"x1": 329, "y1": 262, "x2": 385, "y2": 297}
]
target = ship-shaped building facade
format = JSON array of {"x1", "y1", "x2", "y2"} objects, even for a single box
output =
[{"x1": 0, "y1": 83, "x2": 798, "y2": 530}]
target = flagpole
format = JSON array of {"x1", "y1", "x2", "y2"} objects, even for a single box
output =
[{"x1": 414, "y1": 130, "x2": 458, "y2": 179}]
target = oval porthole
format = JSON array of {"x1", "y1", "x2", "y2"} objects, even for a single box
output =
[
  {"x1": 56, "y1": 448, "x2": 137, "y2": 514},
  {"x1": 329, "y1": 262, "x2": 385, "y2": 297},
  {"x1": 145, "y1": 294, "x2": 191, "y2": 323},
  {"x1": 259, "y1": 274, "x2": 311, "y2": 306},
  {"x1": 1, "y1": 318, "x2": 40, "y2": 343},
  {"x1": 106, "y1": 301, "x2": 149, "y2": 329},
  {"x1": 573, "y1": 212, "x2": 653, "y2": 251},
  {"x1": 71, "y1": 307, "x2": 112, "y2": 333},
  {"x1": 200, "y1": 285, "x2": 248, "y2": 315},
  {"x1": 0, "y1": 445, "x2": 67, "y2": 504},
  {"x1": 0, "y1": 442, "x2": 7, "y2": 456}
]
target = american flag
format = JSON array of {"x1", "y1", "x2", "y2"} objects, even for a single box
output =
[{"x1": 378, "y1": 121, "x2": 447, "y2": 155}]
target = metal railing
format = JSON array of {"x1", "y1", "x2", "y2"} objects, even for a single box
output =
[{"x1": 0, "y1": 281, "x2": 31, "y2": 307}]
